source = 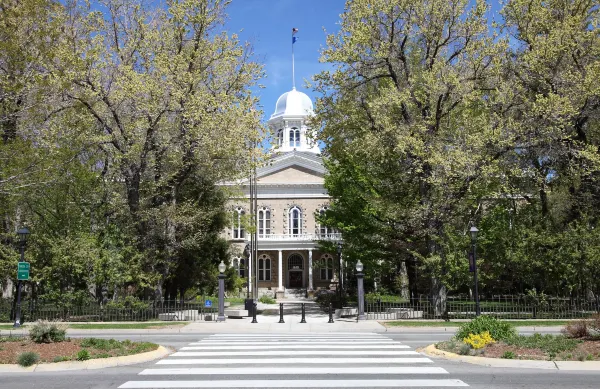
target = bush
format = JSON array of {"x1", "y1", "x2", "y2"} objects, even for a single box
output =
[
  {"x1": 463, "y1": 331, "x2": 495, "y2": 349},
  {"x1": 76, "y1": 349, "x2": 90, "y2": 361},
  {"x1": 562, "y1": 320, "x2": 589, "y2": 338},
  {"x1": 458, "y1": 343, "x2": 471, "y2": 355},
  {"x1": 17, "y1": 351, "x2": 39, "y2": 367},
  {"x1": 588, "y1": 314, "x2": 600, "y2": 334},
  {"x1": 315, "y1": 289, "x2": 336, "y2": 308},
  {"x1": 81, "y1": 337, "x2": 121, "y2": 350},
  {"x1": 456, "y1": 316, "x2": 517, "y2": 342},
  {"x1": 505, "y1": 333, "x2": 580, "y2": 354},
  {"x1": 52, "y1": 356, "x2": 70, "y2": 363},
  {"x1": 258, "y1": 295, "x2": 276, "y2": 304},
  {"x1": 501, "y1": 351, "x2": 516, "y2": 359},
  {"x1": 29, "y1": 320, "x2": 68, "y2": 343}
]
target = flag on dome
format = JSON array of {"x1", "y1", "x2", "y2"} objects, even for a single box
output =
[{"x1": 292, "y1": 27, "x2": 298, "y2": 35}]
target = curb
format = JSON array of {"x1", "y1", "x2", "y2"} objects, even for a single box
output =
[
  {"x1": 419, "y1": 344, "x2": 600, "y2": 371},
  {"x1": 0, "y1": 345, "x2": 172, "y2": 373}
]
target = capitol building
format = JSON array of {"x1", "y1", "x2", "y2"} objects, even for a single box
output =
[{"x1": 223, "y1": 87, "x2": 341, "y2": 299}]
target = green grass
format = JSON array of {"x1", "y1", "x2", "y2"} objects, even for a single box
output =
[
  {"x1": 68, "y1": 322, "x2": 188, "y2": 329},
  {"x1": 383, "y1": 320, "x2": 571, "y2": 327},
  {"x1": 0, "y1": 325, "x2": 17, "y2": 330}
]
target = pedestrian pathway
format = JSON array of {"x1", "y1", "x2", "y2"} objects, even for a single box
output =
[{"x1": 118, "y1": 333, "x2": 469, "y2": 388}]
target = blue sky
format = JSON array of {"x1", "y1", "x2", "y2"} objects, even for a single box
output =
[{"x1": 225, "y1": 0, "x2": 346, "y2": 122}]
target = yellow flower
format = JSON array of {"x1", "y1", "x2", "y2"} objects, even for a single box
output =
[{"x1": 463, "y1": 331, "x2": 496, "y2": 349}]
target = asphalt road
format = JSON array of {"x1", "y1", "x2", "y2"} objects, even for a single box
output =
[{"x1": 1, "y1": 330, "x2": 598, "y2": 389}]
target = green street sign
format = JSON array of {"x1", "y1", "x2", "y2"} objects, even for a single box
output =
[{"x1": 17, "y1": 262, "x2": 30, "y2": 280}]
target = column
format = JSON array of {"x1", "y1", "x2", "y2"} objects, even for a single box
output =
[
  {"x1": 308, "y1": 249, "x2": 313, "y2": 291},
  {"x1": 248, "y1": 253, "x2": 252, "y2": 296},
  {"x1": 278, "y1": 250, "x2": 283, "y2": 291}
]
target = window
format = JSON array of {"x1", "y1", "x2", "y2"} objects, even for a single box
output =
[
  {"x1": 277, "y1": 129, "x2": 283, "y2": 146},
  {"x1": 258, "y1": 255, "x2": 271, "y2": 281},
  {"x1": 288, "y1": 206, "x2": 302, "y2": 236},
  {"x1": 232, "y1": 207, "x2": 245, "y2": 239},
  {"x1": 289, "y1": 128, "x2": 300, "y2": 147},
  {"x1": 233, "y1": 257, "x2": 246, "y2": 278},
  {"x1": 258, "y1": 207, "x2": 271, "y2": 237},
  {"x1": 320, "y1": 254, "x2": 334, "y2": 280},
  {"x1": 288, "y1": 254, "x2": 304, "y2": 269},
  {"x1": 318, "y1": 206, "x2": 329, "y2": 236}
]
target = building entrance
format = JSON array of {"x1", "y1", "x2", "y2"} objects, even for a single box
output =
[
  {"x1": 287, "y1": 253, "x2": 304, "y2": 288},
  {"x1": 289, "y1": 271, "x2": 303, "y2": 288}
]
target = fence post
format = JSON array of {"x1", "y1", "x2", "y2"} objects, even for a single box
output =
[
  {"x1": 251, "y1": 302, "x2": 258, "y2": 323},
  {"x1": 328, "y1": 302, "x2": 334, "y2": 323},
  {"x1": 300, "y1": 303, "x2": 306, "y2": 323},
  {"x1": 278, "y1": 303, "x2": 284, "y2": 323}
]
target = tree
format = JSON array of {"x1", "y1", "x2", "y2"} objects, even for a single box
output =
[{"x1": 312, "y1": 0, "x2": 504, "y2": 311}]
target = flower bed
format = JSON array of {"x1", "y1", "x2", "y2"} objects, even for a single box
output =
[{"x1": 0, "y1": 336, "x2": 158, "y2": 364}]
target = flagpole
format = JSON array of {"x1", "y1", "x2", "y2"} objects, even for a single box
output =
[{"x1": 292, "y1": 33, "x2": 295, "y2": 89}]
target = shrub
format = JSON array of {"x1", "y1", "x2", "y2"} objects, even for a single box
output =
[
  {"x1": 458, "y1": 344, "x2": 471, "y2": 355},
  {"x1": 76, "y1": 349, "x2": 90, "y2": 361},
  {"x1": 562, "y1": 320, "x2": 589, "y2": 338},
  {"x1": 588, "y1": 314, "x2": 600, "y2": 334},
  {"x1": 463, "y1": 331, "x2": 495, "y2": 349},
  {"x1": 29, "y1": 320, "x2": 68, "y2": 343},
  {"x1": 52, "y1": 356, "x2": 70, "y2": 363},
  {"x1": 456, "y1": 316, "x2": 517, "y2": 342},
  {"x1": 501, "y1": 351, "x2": 516, "y2": 359},
  {"x1": 505, "y1": 334, "x2": 580, "y2": 354},
  {"x1": 81, "y1": 338, "x2": 121, "y2": 350},
  {"x1": 17, "y1": 352, "x2": 39, "y2": 367},
  {"x1": 258, "y1": 295, "x2": 276, "y2": 304}
]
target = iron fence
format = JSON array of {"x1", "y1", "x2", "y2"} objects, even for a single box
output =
[
  {"x1": 0, "y1": 298, "x2": 218, "y2": 323},
  {"x1": 364, "y1": 296, "x2": 600, "y2": 320}
]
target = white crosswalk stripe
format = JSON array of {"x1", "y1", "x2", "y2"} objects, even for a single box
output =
[{"x1": 119, "y1": 333, "x2": 469, "y2": 388}]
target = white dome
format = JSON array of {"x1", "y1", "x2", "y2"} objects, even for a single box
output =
[{"x1": 270, "y1": 88, "x2": 313, "y2": 119}]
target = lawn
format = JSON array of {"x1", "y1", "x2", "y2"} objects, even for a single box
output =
[
  {"x1": 383, "y1": 320, "x2": 570, "y2": 327},
  {"x1": 67, "y1": 322, "x2": 188, "y2": 329}
]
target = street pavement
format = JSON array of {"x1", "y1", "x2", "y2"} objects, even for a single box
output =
[
  {"x1": 1, "y1": 330, "x2": 600, "y2": 388},
  {"x1": 117, "y1": 332, "x2": 469, "y2": 388}
]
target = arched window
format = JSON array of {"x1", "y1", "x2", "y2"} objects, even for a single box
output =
[
  {"x1": 238, "y1": 258, "x2": 246, "y2": 278},
  {"x1": 320, "y1": 254, "x2": 334, "y2": 280},
  {"x1": 288, "y1": 254, "x2": 304, "y2": 269},
  {"x1": 258, "y1": 206, "x2": 271, "y2": 238},
  {"x1": 289, "y1": 128, "x2": 300, "y2": 147},
  {"x1": 288, "y1": 206, "x2": 302, "y2": 236},
  {"x1": 318, "y1": 206, "x2": 329, "y2": 236},
  {"x1": 258, "y1": 254, "x2": 271, "y2": 281},
  {"x1": 277, "y1": 129, "x2": 283, "y2": 146},
  {"x1": 232, "y1": 206, "x2": 245, "y2": 239}
]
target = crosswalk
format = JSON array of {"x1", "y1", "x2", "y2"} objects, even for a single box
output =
[{"x1": 118, "y1": 333, "x2": 468, "y2": 388}]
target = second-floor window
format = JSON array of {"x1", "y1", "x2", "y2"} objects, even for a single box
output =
[
  {"x1": 258, "y1": 255, "x2": 271, "y2": 281},
  {"x1": 318, "y1": 206, "x2": 329, "y2": 236},
  {"x1": 277, "y1": 129, "x2": 283, "y2": 146},
  {"x1": 258, "y1": 207, "x2": 271, "y2": 237},
  {"x1": 288, "y1": 206, "x2": 302, "y2": 236},
  {"x1": 289, "y1": 128, "x2": 300, "y2": 147},
  {"x1": 232, "y1": 206, "x2": 245, "y2": 239}
]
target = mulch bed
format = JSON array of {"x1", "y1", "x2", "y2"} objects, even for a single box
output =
[{"x1": 0, "y1": 337, "x2": 158, "y2": 364}]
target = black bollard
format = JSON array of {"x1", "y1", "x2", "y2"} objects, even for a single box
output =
[
  {"x1": 300, "y1": 303, "x2": 306, "y2": 323},
  {"x1": 251, "y1": 302, "x2": 258, "y2": 323},
  {"x1": 278, "y1": 303, "x2": 285, "y2": 323},
  {"x1": 328, "y1": 302, "x2": 334, "y2": 323}
]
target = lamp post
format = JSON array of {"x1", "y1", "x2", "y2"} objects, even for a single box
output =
[
  {"x1": 14, "y1": 227, "x2": 30, "y2": 328},
  {"x1": 337, "y1": 242, "x2": 343, "y2": 299},
  {"x1": 217, "y1": 261, "x2": 226, "y2": 322},
  {"x1": 470, "y1": 225, "x2": 481, "y2": 317},
  {"x1": 356, "y1": 260, "x2": 366, "y2": 321}
]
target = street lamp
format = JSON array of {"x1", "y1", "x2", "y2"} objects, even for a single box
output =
[
  {"x1": 356, "y1": 260, "x2": 366, "y2": 321},
  {"x1": 469, "y1": 225, "x2": 481, "y2": 317},
  {"x1": 337, "y1": 242, "x2": 343, "y2": 299},
  {"x1": 14, "y1": 227, "x2": 30, "y2": 328},
  {"x1": 217, "y1": 261, "x2": 226, "y2": 322}
]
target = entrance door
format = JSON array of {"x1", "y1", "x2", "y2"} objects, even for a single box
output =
[{"x1": 289, "y1": 271, "x2": 303, "y2": 288}]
